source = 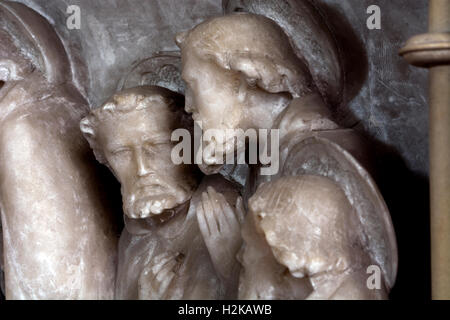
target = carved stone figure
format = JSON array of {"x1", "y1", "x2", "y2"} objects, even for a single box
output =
[
  {"x1": 0, "y1": 1, "x2": 117, "y2": 299},
  {"x1": 176, "y1": 12, "x2": 398, "y2": 299},
  {"x1": 80, "y1": 86, "x2": 243, "y2": 299},
  {"x1": 240, "y1": 145, "x2": 397, "y2": 299},
  {"x1": 176, "y1": 12, "x2": 313, "y2": 175}
]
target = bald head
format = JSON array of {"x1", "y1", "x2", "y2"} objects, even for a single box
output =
[
  {"x1": 248, "y1": 175, "x2": 362, "y2": 276},
  {"x1": 249, "y1": 175, "x2": 355, "y2": 235}
]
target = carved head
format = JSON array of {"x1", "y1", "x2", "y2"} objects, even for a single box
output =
[
  {"x1": 238, "y1": 175, "x2": 367, "y2": 299},
  {"x1": 176, "y1": 13, "x2": 314, "y2": 173},
  {"x1": 80, "y1": 86, "x2": 199, "y2": 219}
]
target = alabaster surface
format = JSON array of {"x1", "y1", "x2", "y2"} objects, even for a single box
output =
[
  {"x1": 176, "y1": 13, "x2": 311, "y2": 174},
  {"x1": 176, "y1": 12, "x2": 384, "y2": 178},
  {"x1": 0, "y1": 2, "x2": 118, "y2": 299},
  {"x1": 177, "y1": 12, "x2": 398, "y2": 299},
  {"x1": 80, "y1": 87, "x2": 243, "y2": 299},
  {"x1": 0, "y1": 0, "x2": 406, "y2": 300},
  {"x1": 241, "y1": 175, "x2": 388, "y2": 299},
  {"x1": 80, "y1": 86, "x2": 196, "y2": 220},
  {"x1": 117, "y1": 175, "x2": 242, "y2": 299}
]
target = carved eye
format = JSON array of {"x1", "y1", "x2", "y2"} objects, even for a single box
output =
[
  {"x1": 141, "y1": 143, "x2": 154, "y2": 154},
  {"x1": 142, "y1": 141, "x2": 169, "y2": 155},
  {"x1": 111, "y1": 148, "x2": 132, "y2": 159},
  {"x1": 0, "y1": 80, "x2": 4, "y2": 90},
  {"x1": 150, "y1": 140, "x2": 169, "y2": 147}
]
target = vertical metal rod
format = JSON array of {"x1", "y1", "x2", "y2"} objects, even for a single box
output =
[
  {"x1": 429, "y1": 0, "x2": 450, "y2": 300},
  {"x1": 400, "y1": 0, "x2": 450, "y2": 299}
]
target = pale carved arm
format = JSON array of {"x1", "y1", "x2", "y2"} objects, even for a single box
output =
[{"x1": 196, "y1": 186, "x2": 245, "y2": 296}]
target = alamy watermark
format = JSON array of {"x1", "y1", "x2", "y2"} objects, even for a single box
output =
[
  {"x1": 367, "y1": 265, "x2": 382, "y2": 290},
  {"x1": 66, "y1": 5, "x2": 81, "y2": 30},
  {"x1": 367, "y1": 5, "x2": 381, "y2": 30},
  {"x1": 67, "y1": 4, "x2": 381, "y2": 31},
  {"x1": 171, "y1": 121, "x2": 280, "y2": 176}
]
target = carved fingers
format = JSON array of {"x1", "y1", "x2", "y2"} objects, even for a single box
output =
[
  {"x1": 198, "y1": 186, "x2": 243, "y2": 237},
  {"x1": 196, "y1": 186, "x2": 245, "y2": 281},
  {"x1": 199, "y1": 189, "x2": 218, "y2": 235},
  {"x1": 138, "y1": 252, "x2": 184, "y2": 300}
]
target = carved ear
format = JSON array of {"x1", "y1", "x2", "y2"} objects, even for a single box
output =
[
  {"x1": 80, "y1": 116, "x2": 110, "y2": 167},
  {"x1": 175, "y1": 31, "x2": 188, "y2": 48},
  {"x1": 229, "y1": 54, "x2": 291, "y2": 94},
  {"x1": 80, "y1": 117, "x2": 95, "y2": 137}
]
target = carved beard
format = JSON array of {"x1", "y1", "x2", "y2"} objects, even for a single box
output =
[{"x1": 122, "y1": 181, "x2": 191, "y2": 219}]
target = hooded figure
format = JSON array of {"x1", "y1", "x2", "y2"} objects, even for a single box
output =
[{"x1": 0, "y1": 1, "x2": 118, "y2": 299}]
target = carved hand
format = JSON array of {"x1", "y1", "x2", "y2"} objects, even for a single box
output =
[
  {"x1": 138, "y1": 252, "x2": 185, "y2": 300},
  {"x1": 197, "y1": 186, "x2": 245, "y2": 283}
]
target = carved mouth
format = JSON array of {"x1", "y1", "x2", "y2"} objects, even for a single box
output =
[
  {"x1": 125, "y1": 185, "x2": 190, "y2": 219},
  {"x1": 132, "y1": 182, "x2": 170, "y2": 197},
  {"x1": 128, "y1": 195, "x2": 176, "y2": 218}
]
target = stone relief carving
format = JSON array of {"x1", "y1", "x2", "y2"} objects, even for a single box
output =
[
  {"x1": 223, "y1": 0, "x2": 344, "y2": 108},
  {"x1": 0, "y1": 1, "x2": 118, "y2": 299},
  {"x1": 240, "y1": 139, "x2": 397, "y2": 299},
  {"x1": 117, "y1": 52, "x2": 185, "y2": 95},
  {"x1": 80, "y1": 86, "x2": 242, "y2": 299},
  {"x1": 176, "y1": 12, "x2": 397, "y2": 299},
  {"x1": 0, "y1": 0, "x2": 407, "y2": 300}
]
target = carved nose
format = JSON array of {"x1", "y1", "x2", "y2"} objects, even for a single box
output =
[
  {"x1": 135, "y1": 149, "x2": 152, "y2": 177},
  {"x1": 137, "y1": 163, "x2": 151, "y2": 177}
]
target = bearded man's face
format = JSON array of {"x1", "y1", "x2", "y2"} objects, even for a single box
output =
[{"x1": 98, "y1": 105, "x2": 197, "y2": 219}]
